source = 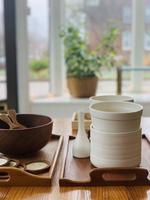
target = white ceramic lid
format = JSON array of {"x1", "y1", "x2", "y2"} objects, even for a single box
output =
[{"x1": 89, "y1": 101, "x2": 143, "y2": 120}]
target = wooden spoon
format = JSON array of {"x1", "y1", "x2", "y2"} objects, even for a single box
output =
[
  {"x1": 0, "y1": 114, "x2": 21, "y2": 129},
  {"x1": 7, "y1": 109, "x2": 26, "y2": 129}
]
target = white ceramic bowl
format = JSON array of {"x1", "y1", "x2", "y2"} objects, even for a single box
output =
[
  {"x1": 90, "y1": 154, "x2": 141, "y2": 168},
  {"x1": 89, "y1": 102, "x2": 143, "y2": 132},
  {"x1": 90, "y1": 95, "x2": 134, "y2": 104}
]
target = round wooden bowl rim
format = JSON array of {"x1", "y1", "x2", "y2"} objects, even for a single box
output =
[{"x1": 0, "y1": 114, "x2": 53, "y2": 132}]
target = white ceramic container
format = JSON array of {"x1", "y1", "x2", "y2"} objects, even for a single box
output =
[
  {"x1": 90, "y1": 95, "x2": 134, "y2": 104},
  {"x1": 73, "y1": 112, "x2": 90, "y2": 158},
  {"x1": 90, "y1": 126, "x2": 142, "y2": 144},
  {"x1": 89, "y1": 102, "x2": 143, "y2": 132},
  {"x1": 90, "y1": 126, "x2": 141, "y2": 168}
]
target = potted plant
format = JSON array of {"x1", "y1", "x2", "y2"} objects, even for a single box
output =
[{"x1": 60, "y1": 25, "x2": 118, "y2": 98}]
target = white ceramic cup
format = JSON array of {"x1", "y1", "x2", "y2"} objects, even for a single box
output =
[
  {"x1": 89, "y1": 101, "x2": 143, "y2": 132},
  {"x1": 90, "y1": 95, "x2": 134, "y2": 104}
]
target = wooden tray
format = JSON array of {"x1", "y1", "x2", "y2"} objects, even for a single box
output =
[
  {"x1": 72, "y1": 112, "x2": 91, "y2": 135},
  {"x1": 0, "y1": 134, "x2": 63, "y2": 186},
  {"x1": 59, "y1": 135, "x2": 150, "y2": 186}
]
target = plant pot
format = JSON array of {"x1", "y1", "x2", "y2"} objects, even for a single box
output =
[{"x1": 67, "y1": 76, "x2": 98, "y2": 98}]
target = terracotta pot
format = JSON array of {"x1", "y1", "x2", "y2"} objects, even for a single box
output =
[{"x1": 67, "y1": 76, "x2": 98, "y2": 98}]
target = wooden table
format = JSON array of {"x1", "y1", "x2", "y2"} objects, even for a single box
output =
[{"x1": 0, "y1": 118, "x2": 150, "y2": 200}]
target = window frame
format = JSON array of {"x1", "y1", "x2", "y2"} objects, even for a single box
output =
[{"x1": 11, "y1": 0, "x2": 146, "y2": 112}]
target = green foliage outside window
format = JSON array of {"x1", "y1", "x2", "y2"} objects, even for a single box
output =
[
  {"x1": 29, "y1": 58, "x2": 48, "y2": 72},
  {"x1": 60, "y1": 25, "x2": 119, "y2": 78}
]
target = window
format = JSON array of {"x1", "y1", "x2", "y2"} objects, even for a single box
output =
[
  {"x1": 14, "y1": 0, "x2": 150, "y2": 109},
  {"x1": 65, "y1": 0, "x2": 132, "y2": 94},
  {"x1": 86, "y1": 0, "x2": 101, "y2": 7},
  {"x1": 27, "y1": 0, "x2": 49, "y2": 99},
  {"x1": 123, "y1": 6, "x2": 131, "y2": 24},
  {"x1": 144, "y1": 32, "x2": 150, "y2": 50},
  {"x1": 122, "y1": 31, "x2": 131, "y2": 51},
  {"x1": 0, "y1": 0, "x2": 7, "y2": 101},
  {"x1": 145, "y1": 7, "x2": 150, "y2": 23}
]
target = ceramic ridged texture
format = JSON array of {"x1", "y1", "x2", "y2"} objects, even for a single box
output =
[{"x1": 90, "y1": 126, "x2": 141, "y2": 168}]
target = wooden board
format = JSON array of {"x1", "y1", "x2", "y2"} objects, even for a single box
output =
[
  {"x1": 59, "y1": 135, "x2": 150, "y2": 186},
  {"x1": 72, "y1": 112, "x2": 91, "y2": 135},
  {"x1": 0, "y1": 134, "x2": 63, "y2": 186}
]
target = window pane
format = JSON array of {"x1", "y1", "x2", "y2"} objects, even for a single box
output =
[
  {"x1": 122, "y1": 31, "x2": 131, "y2": 51},
  {"x1": 143, "y1": 0, "x2": 150, "y2": 93},
  {"x1": 0, "y1": 0, "x2": 7, "y2": 101},
  {"x1": 145, "y1": 7, "x2": 150, "y2": 24},
  {"x1": 27, "y1": 0, "x2": 49, "y2": 99},
  {"x1": 123, "y1": 6, "x2": 132, "y2": 24}
]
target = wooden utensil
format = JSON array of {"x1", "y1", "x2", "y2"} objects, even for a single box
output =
[
  {"x1": 7, "y1": 110, "x2": 26, "y2": 129},
  {"x1": 0, "y1": 110, "x2": 26, "y2": 129},
  {"x1": 0, "y1": 114, "x2": 21, "y2": 129}
]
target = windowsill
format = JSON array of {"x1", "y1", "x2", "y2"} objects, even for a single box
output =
[
  {"x1": 31, "y1": 92, "x2": 150, "y2": 103},
  {"x1": 32, "y1": 95, "x2": 90, "y2": 104},
  {"x1": 31, "y1": 93, "x2": 150, "y2": 118}
]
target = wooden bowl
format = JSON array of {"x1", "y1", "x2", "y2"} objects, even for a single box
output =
[{"x1": 0, "y1": 114, "x2": 53, "y2": 156}]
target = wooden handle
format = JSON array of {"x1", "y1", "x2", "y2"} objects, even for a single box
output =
[
  {"x1": 0, "y1": 167, "x2": 51, "y2": 186},
  {"x1": 0, "y1": 114, "x2": 18, "y2": 129},
  {"x1": 89, "y1": 167, "x2": 150, "y2": 186},
  {"x1": 7, "y1": 110, "x2": 26, "y2": 128},
  {"x1": 7, "y1": 110, "x2": 17, "y2": 123}
]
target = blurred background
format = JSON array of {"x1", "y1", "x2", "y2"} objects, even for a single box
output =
[{"x1": 0, "y1": 0, "x2": 150, "y2": 117}]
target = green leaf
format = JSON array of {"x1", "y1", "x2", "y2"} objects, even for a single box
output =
[{"x1": 60, "y1": 24, "x2": 119, "y2": 78}]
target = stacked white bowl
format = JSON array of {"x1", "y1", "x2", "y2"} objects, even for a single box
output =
[
  {"x1": 89, "y1": 95, "x2": 143, "y2": 168},
  {"x1": 90, "y1": 95, "x2": 134, "y2": 104}
]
